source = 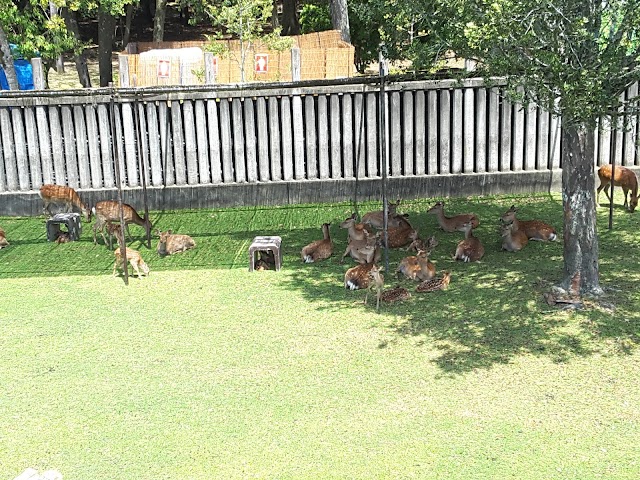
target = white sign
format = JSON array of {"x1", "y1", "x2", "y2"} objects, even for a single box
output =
[
  {"x1": 158, "y1": 59, "x2": 171, "y2": 78},
  {"x1": 255, "y1": 54, "x2": 268, "y2": 74}
]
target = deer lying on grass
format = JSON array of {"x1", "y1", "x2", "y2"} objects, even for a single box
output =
[
  {"x1": 379, "y1": 214, "x2": 417, "y2": 249},
  {"x1": 361, "y1": 199, "x2": 405, "y2": 229},
  {"x1": 0, "y1": 227, "x2": 9, "y2": 249},
  {"x1": 39, "y1": 184, "x2": 92, "y2": 222},
  {"x1": 500, "y1": 221, "x2": 528, "y2": 252},
  {"x1": 427, "y1": 201, "x2": 479, "y2": 233},
  {"x1": 156, "y1": 230, "x2": 196, "y2": 256},
  {"x1": 93, "y1": 201, "x2": 152, "y2": 246},
  {"x1": 597, "y1": 164, "x2": 638, "y2": 212},
  {"x1": 341, "y1": 230, "x2": 381, "y2": 264},
  {"x1": 339, "y1": 213, "x2": 370, "y2": 242},
  {"x1": 113, "y1": 247, "x2": 150, "y2": 279},
  {"x1": 301, "y1": 223, "x2": 333, "y2": 263},
  {"x1": 397, "y1": 249, "x2": 436, "y2": 282},
  {"x1": 406, "y1": 232, "x2": 438, "y2": 253},
  {"x1": 500, "y1": 205, "x2": 557, "y2": 241},
  {"x1": 454, "y1": 221, "x2": 485, "y2": 262}
]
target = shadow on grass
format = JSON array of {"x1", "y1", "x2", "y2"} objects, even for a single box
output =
[{"x1": 2, "y1": 195, "x2": 639, "y2": 375}]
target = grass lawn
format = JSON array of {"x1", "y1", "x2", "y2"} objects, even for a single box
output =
[{"x1": 1, "y1": 192, "x2": 639, "y2": 479}]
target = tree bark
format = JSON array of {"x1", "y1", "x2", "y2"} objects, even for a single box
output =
[
  {"x1": 0, "y1": 24, "x2": 19, "y2": 90},
  {"x1": 123, "y1": 3, "x2": 135, "y2": 49},
  {"x1": 61, "y1": 8, "x2": 92, "y2": 88},
  {"x1": 281, "y1": 0, "x2": 300, "y2": 36},
  {"x1": 330, "y1": 0, "x2": 351, "y2": 44},
  {"x1": 153, "y1": 0, "x2": 168, "y2": 42},
  {"x1": 98, "y1": 10, "x2": 116, "y2": 87},
  {"x1": 560, "y1": 121, "x2": 603, "y2": 296}
]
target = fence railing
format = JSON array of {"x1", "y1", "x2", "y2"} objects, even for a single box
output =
[{"x1": 0, "y1": 77, "x2": 638, "y2": 213}]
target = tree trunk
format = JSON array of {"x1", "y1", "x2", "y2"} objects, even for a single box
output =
[
  {"x1": 62, "y1": 8, "x2": 92, "y2": 88},
  {"x1": 0, "y1": 25, "x2": 19, "y2": 90},
  {"x1": 271, "y1": 0, "x2": 280, "y2": 30},
  {"x1": 122, "y1": 3, "x2": 135, "y2": 49},
  {"x1": 560, "y1": 121, "x2": 602, "y2": 297},
  {"x1": 330, "y1": 0, "x2": 351, "y2": 44},
  {"x1": 281, "y1": 0, "x2": 300, "y2": 36},
  {"x1": 153, "y1": 0, "x2": 168, "y2": 42},
  {"x1": 98, "y1": 9, "x2": 116, "y2": 87}
]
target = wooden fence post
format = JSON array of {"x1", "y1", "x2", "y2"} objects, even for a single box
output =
[
  {"x1": 291, "y1": 47, "x2": 301, "y2": 82},
  {"x1": 118, "y1": 54, "x2": 130, "y2": 87},
  {"x1": 204, "y1": 52, "x2": 217, "y2": 84},
  {"x1": 30, "y1": 57, "x2": 45, "y2": 90}
]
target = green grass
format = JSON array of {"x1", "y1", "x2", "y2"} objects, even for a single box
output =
[{"x1": 1, "y1": 193, "x2": 639, "y2": 479}]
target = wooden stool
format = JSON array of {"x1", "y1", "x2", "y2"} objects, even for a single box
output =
[
  {"x1": 46, "y1": 213, "x2": 82, "y2": 242},
  {"x1": 249, "y1": 236, "x2": 282, "y2": 271}
]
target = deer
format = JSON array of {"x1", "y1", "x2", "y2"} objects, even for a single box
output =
[
  {"x1": 500, "y1": 220, "x2": 529, "y2": 252},
  {"x1": 113, "y1": 247, "x2": 150, "y2": 279},
  {"x1": 427, "y1": 201, "x2": 479, "y2": 233},
  {"x1": 597, "y1": 164, "x2": 638, "y2": 212},
  {"x1": 0, "y1": 227, "x2": 9, "y2": 249},
  {"x1": 406, "y1": 232, "x2": 438, "y2": 253},
  {"x1": 93, "y1": 200, "x2": 152, "y2": 246},
  {"x1": 361, "y1": 199, "x2": 405, "y2": 229},
  {"x1": 367, "y1": 264, "x2": 385, "y2": 311},
  {"x1": 500, "y1": 205, "x2": 557, "y2": 241},
  {"x1": 301, "y1": 223, "x2": 333, "y2": 263},
  {"x1": 156, "y1": 229, "x2": 196, "y2": 256},
  {"x1": 341, "y1": 230, "x2": 381, "y2": 264},
  {"x1": 397, "y1": 249, "x2": 436, "y2": 282},
  {"x1": 382, "y1": 214, "x2": 418, "y2": 249},
  {"x1": 339, "y1": 213, "x2": 370, "y2": 242},
  {"x1": 453, "y1": 221, "x2": 485, "y2": 262},
  {"x1": 345, "y1": 262, "x2": 377, "y2": 291},
  {"x1": 39, "y1": 184, "x2": 91, "y2": 222}
]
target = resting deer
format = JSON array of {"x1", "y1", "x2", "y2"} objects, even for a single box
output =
[
  {"x1": 453, "y1": 221, "x2": 485, "y2": 262},
  {"x1": 93, "y1": 200, "x2": 152, "y2": 246},
  {"x1": 341, "y1": 230, "x2": 381, "y2": 264},
  {"x1": 500, "y1": 221, "x2": 528, "y2": 252},
  {"x1": 0, "y1": 227, "x2": 9, "y2": 249},
  {"x1": 339, "y1": 213, "x2": 370, "y2": 242},
  {"x1": 156, "y1": 229, "x2": 196, "y2": 256},
  {"x1": 39, "y1": 184, "x2": 91, "y2": 222},
  {"x1": 397, "y1": 249, "x2": 436, "y2": 282},
  {"x1": 500, "y1": 205, "x2": 557, "y2": 241},
  {"x1": 381, "y1": 214, "x2": 417, "y2": 249},
  {"x1": 361, "y1": 199, "x2": 405, "y2": 229},
  {"x1": 113, "y1": 247, "x2": 150, "y2": 279},
  {"x1": 301, "y1": 223, "x2": 333, "y2": 263},
  {"x1": 597, "y1": 164, "x2": 638, "y2": 212},
  {"x1": 427, "y1": 201, "x2": 479, "y2": 233},
  {"x1": 406, "y1": 232, "x2": 438, "y2": 253}
]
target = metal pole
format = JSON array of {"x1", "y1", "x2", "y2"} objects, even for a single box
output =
[
  {"x1": 378, "y1": 47, "x2": 389, "y2": 273},
  {"x1": 109, "y1": 83, "x2": 129, "y2": 285}
]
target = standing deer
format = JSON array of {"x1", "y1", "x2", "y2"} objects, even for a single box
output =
[
  {"x1": 500, "y1": 205, "x2": 557, "y2": 241},
  {"x1": 93, "y1": 200, "x2": 152, "y2": 246},
  {"x1": 597, "y1": 164, "x2": 638, "y2": 212},
  {"x1": 427, "y1": 201, "x2": 479, "y2": 233},
  {"x1": 39, "y1": 184, "x2": 91, "y2": 222}
]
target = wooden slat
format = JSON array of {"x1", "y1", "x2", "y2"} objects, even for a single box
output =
[
  {"x1": 183, "y1": 100, "x2": 199, "y2": 184},
  {"x1": 146, "y1": 102, "x2": 163, "y2": 186},
  {"x1": 342, "y1": 94, "x2": 354, "y2": 179},
  {"x1": 474, "y1": 89, "x2": 486, "y2": 173},
  {"x1": 330, "y1": 94, "x2": 342, "y2": 179},
  {"x1": 524, "y1": 103, "x2": 537, "y2": 170},
  {"x1": 136, "y1": 102, "x2": 151, "y2": 187},
  {"x1": 195, "y1": 100, "x2": 210, "y2": 184},
  {"x1": 49, "y1": 107, "x2": 66, "y2": 186},
  {"x1": 219, "y1": 99, "x2": 234, "y2": 183},
  {"x1": 268, "y1": 97, "x2": 282, "y2": 181},
  {"x1": 389, "y1": 92, "x2": 401, "y2": 176},
  {"x1": 97, "y1": 104, "x2": 114, "y2": 187},
  {"x1": 232, "y1": 98, "x2": 247, "y2": 183},
  {"x1": 624, "y1": 82, "x2": 638, "y2": 166},
  {"x1": 463, "y1": 88, "x2": 475, "y2": 173},
  {"x1": 24, "y1": 107, "x2": 42, "y2": 189},
  {"x1": 293, "y1": 94, "x2": 306, "y2": 179},
  {"x1": 353, "y1": 93, "x2": 366, "y2": 179},
  {"x1": 121, "y1": 102, "x2": 138, "y2": 187},
  {"x1": 73, "y1": 105, "x2": 91, "y2": 189},
  {"x1": 439, "y1": 89, "x2": 451, "y2": 174},
  {"x1": 365, "y1": 92, "x2": 377, "y2": 177},
  {"x1": 158, "y1": 100, "x2": 174, "y2": 185},
  {"x1": 61, "y1": 105, "x2": 79, "y2": 188},
  {"x1": 550, "y1": 111, "x2": 561, "y2": 169},
  {"x1": 256, "y1": 97, "x2": 270, "y2": 181},
  {"x1": 451, "y1": 89, "x2": 463, "y2": 174},
  {"x1": 171, "y1": 100, "x2": 187, "y2": 185},
  {"x1": 304, "y1": 95, "x2": 318, "y2": 179},
  {"x1": 12, "y1": 108, "x2": 31, "y2": 190},
  {"x1": 415, "y1": 90, "x2": 426, "y2": 175},
  {"x1": 206, "y1": 99, "x2": 223, "y2": 183},
  {"x1": 487, "y1": 87, "x2": 500, "y2": 172},
  {"x1": 244, "y1": 97, "x2": 258, "y2": 182},
  {"x1": 402, "y1": 92, "x2": 414, "y2": 176},
  {"x1": 85, "y1": 105, "x2": 103, "y2": 188},
  {"x1": 36, "y1": 106, "x2": 54, "y2": 185},
  {"x1": 280, "y1": 96, "x2": 294, "y2": 181},
  {"x1": 427, "y1": 90, "x2": 438, "y2": 174},
  {"x1": 500, "y1": 93, "x2": 512, "y2": 172},
  {"x1": 537, "y1": 109, "x2": 550, "y2": 170},
  {"x1": 0, "y1": 115, "x2": 6, "y2": 191},
  {"x1": 0, "y1": 108, "x2": 20, "y2": 191},
  {"x1": 318, "y1": 95, "x2": 330, "y2": 179},
  {"x1": 113, "y1": 104, "x2": 127, "y2": 187},
  {"x1": 512, "y1": 92, "x2": 525, "y2": 171}
]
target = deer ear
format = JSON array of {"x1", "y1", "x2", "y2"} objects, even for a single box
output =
[{"x1": 167, "y1": 229, "x2": 173, "y2": 234}]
